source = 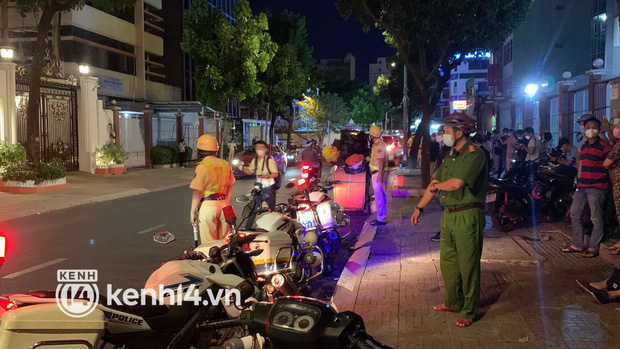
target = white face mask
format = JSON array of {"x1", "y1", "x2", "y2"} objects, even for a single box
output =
[
  {"x1": 256, "y1": 149, "x2": 266, "y2": 156},
  {"x1": 443, "y1": 134, "x2": 455, "y2": 147},
  {"x1": 585, "y1": 129, "x2": 599, "y2": 139},
  {"x1": 525, "y1": 135, "x2": 531, "y2": 140},
  {"x1": 436, "y1": 135, "x2": 443, "y2": 144}
]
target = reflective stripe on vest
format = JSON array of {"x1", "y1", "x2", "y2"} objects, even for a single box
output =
[
  {"x1": 369, "y1": 140, "x2": 388, "y2": 171},
  {"x1": 199, "y1": 157, "x2": 231, "y2": 198}
]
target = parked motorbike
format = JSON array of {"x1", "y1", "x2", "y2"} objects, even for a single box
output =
[
  {"x1": 194, "y1": 183, "x2": 325, "y2": 300},
  {"x1": 196, "y1": 295, "x2": 393, "y2": 349},
  {"x1": 0, "y1": 202, "x2": 262, "y2": 349},
  {"x1": 487, "y1": 160, "x2": 576, "y2": 232},
  {"x1": 285, "y1": 174, "x2": 348, "y2": 276}
]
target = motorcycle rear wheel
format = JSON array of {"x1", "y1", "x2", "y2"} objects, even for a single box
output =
[{"x1": 491, "y1": 203, "x2": 516, "y2": 232}]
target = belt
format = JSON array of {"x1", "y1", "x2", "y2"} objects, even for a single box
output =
[
  {"x1": 443, "y1": 202, "x2": 483, "y2": 214},
  {"x1": 201, "y1": 194, "x2": 227, "y2": 201}
]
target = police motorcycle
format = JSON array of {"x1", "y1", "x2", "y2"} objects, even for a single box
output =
[
  {"x1": 194, "y1": 183, "x2": 326, "y2": 301},
  {"x1": 486, "y1": 155, "x2": 576, "y2": 232},
  {"x1": 195, "y1": 296, "x2": 393, "y2": 349},
  {"x1": 0, "y1": 203, "x2": 263, "y2": 349},
  {"x1": 285, "y1": 169, "x2": 349, "y2": 277},
  {"x1": 300, "y1": 139, "x2": 323, "y2": 182}
]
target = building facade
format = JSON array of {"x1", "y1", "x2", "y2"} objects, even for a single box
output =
[
  {"x1": 1, "y1": 0, "x2": 182, "y2": 103},
  {"x1": 369, "y1": 57, "x2": 391, "y2": 86},
  {"x1": 492, "y1": 0, "x2": 620, "y2": 148},
  {"x1": 318, "y1": 53, "x2": 356, "y2": 82}
]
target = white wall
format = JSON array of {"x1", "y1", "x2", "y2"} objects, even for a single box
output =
[{"x1": 120, "y1": 118, "x2": 146, "y2": 168}]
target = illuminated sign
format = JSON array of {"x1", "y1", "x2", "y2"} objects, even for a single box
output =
[{"x1": 452, "y1": 100, "x2": 468, "y2": 110}]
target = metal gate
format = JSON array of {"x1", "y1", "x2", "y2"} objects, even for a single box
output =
[{"x1": 15, "y1": 79, "x2": 79, "y2": 170}]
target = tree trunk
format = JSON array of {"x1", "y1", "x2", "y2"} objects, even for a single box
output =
[
  {"x1": 25, "y1": 5, "x2": 57, "y2": 163},
  {"x1": 419, "y1": 109, "x2": 432, "y2": 186},
  {"x1": 287, "y1": 105, "x2": 294, "y2": 149},
  {"x1": 268, "y1": 102, "x2": 277, "y2": 144}
]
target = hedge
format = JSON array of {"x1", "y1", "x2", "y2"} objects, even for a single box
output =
[{"x1": 151, "y1": 146, "x2": 173, "y2": 165}]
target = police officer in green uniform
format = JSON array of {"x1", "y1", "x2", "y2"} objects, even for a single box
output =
[{"x1": 410, "y1": 112, "x2": 488, "y2": 328}]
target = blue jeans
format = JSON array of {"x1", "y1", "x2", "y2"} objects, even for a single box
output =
[{"x1": 570, "y1": 188, "x2": 606, "y2": 251}]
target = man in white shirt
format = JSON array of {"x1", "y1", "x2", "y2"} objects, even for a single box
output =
[
  {"x1": 240, "y1": 140, "x2": 279, "y2": 228},
  {"x1": 518, "y1": 127, "x2": 540, "y2": 162}
]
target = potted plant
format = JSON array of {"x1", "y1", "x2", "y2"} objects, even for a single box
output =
[
  {"x1": 0, "y1": 142, "x2": 70, "y2": 193},
  {"x1": 95, "y1": 141, "x2": 129, "y2": 176}
]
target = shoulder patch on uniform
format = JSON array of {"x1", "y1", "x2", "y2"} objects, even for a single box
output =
[{"x1": 469, "y1": 145, "x2": 476, "y2": 153}]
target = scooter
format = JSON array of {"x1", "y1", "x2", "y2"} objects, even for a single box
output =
[
  {"x1": 0, "y1": 202, "x2": 262, "y2": 349},
  {"x1": 196, "y1": 296, "x2": 393, "y2": 349},
  {"x1": 487, "y1": 160, "x2": 576, "y2": 232}
]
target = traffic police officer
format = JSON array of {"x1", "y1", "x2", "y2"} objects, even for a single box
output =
[
  {"x1": 190, "y1": 134, "x2": 235, "y2": 243},
  {"x1": 369, "y1": 125, "x2": 388, "y2": 226},
  {"x1": 410, "y1": 112, "x2": 488, "y2": 328}
]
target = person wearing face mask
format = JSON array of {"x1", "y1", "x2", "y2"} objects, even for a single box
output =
[
  {"x1": 603, "y1": 120, "x2": 620, "y2": 253},
  {"x1": 368, "y1": 125, "x2": 389, "y2": 226},
  {"x1": 190, "y1": 134, "x2": 235, "y2": 243},
  {"x1": 562, "y1": 118, "x2": 612, "y2": 258},
  {"x1": 411, "y1": 112, "x2": 488, "y2": 328},
  {"x1": 240, "y1": 140, "x2": 280, "y2": 228},
  {"x1": 515, "y1": 127, "x2": 540, "y2": 162}
]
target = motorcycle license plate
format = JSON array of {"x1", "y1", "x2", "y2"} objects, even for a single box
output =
[
  {"x1": 302, "y1": 172, "x2": 309, "y2": 178},
  {"x1": 298, "y1": 210, "x2": 316, "y2": 230},
  {"x1": 486, "y1": 193, "x2": 497, "y2": 203}
]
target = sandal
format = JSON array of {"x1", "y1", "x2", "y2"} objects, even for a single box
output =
[
  {"x1": 561, "y1": 246, "x2": 584, "y2": 253},
  {"x1": 606, "y1": 243, "x2": 620, "y2": 250},
  {"x1": 433, "y1": 304, "x2": 461, "y2": 313},
  {"x1": 583, "y1": 250, "x2": 599, "y2": 258},
  {"x1": 456, "y1": 317, "x2": 474, "y2": 328}
]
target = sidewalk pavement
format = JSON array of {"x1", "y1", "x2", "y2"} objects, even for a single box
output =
[
  {"x1": 0, "y1": 167, "x2": 196, "y2": 222},
  {"x1": 332, "y1": 172, "x2": 620, "y2": 348}
]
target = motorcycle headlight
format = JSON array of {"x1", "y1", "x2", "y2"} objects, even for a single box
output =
[{"x1": 304, "y1": 231, "x2": 318, "y2": 246}]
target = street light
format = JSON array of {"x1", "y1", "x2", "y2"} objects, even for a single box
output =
[
  {"x1": 0, "y1": 46, "x2": 14, "y2": 60},
  {"x1": 524, "y1": 84, "x2": 539, "y2": 98},
  {"x1": 78, "y1": 63, "x2": 90, "y2": 75},
  {"x1": 391, "y1": 62, "x2": 396, "y2": 67}
]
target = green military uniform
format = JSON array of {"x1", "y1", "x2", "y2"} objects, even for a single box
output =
[{"x1": 434, "y1": 140, "x2": 488, "y2": 319}]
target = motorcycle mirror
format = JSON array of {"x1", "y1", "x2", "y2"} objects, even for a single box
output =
[
  {"x1": 242, "y1": 200, "x2": 257, "y2": 220},
  {"x1": 235, "y1": 195, "x2": 250, "y2": 204},
  {"x1": 153, "y1": 231, "x2": 175, "y2": 244},
  {"x1": 285, "y1": 182, "x2": 295, "y2": 189}
]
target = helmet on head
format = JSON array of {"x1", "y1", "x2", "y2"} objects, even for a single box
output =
[
  {"x1": 577, "y1": 114, "x2": 594, "y2": 125},
  {"x1": 440, "y1": 112, "x2": 477, "y2": 135},
  {"x1": 197, "y1": 134, "x2": 218, "y2": 151},
  {"x1": 369, "y1": 125, "x2": 382, "y2": 138}
]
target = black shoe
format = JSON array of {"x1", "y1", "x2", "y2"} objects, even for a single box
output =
[
  {"x1": 370, "y1": 220, "x2": 386, "y2": 226},
  {"x1": 431, "y1": 232, "x2": 441, "y2": 242},
  {"x1": 576, "y1": 279, "x2": 610, "y2": 304}
]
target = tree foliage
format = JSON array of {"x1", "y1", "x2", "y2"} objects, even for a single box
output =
[
  {"x1": 182, "y1": 0, "x2": 277, "y2": 111},
  {"x1": 350, "y1": 88, "x2": 386, "y2": 128},
  {"x1": 15, "y1": 0, "x2": 134, "y2": 162},
  {"x1": 297, "y1": 93, "x2": 350, "y2": 144},
  {"x1": 336, "y1": 0, "x2": 532, "y2": 184},
  {"x1": 253, "y1": 11, "x2": 318, "y2": 143}
]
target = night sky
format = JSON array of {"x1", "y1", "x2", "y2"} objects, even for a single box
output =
[{"x1": 249, "y1": 0, "x2": 395, "y2": 85}]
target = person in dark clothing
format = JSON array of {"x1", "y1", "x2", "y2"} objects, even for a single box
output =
[
  {"x1": 515, "y1": 129, "x2": 528, "y2": 163},
  {"x1": 472, "y1": 134, "x2": 492, "y2": 171}
]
